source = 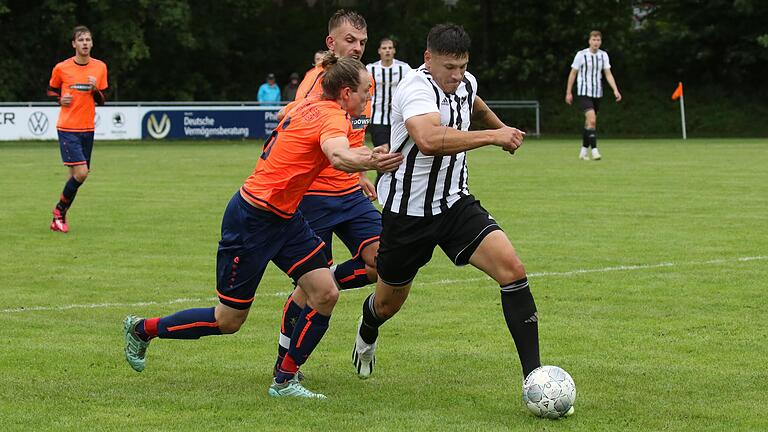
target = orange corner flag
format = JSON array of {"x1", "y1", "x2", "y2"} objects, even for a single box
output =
[{"x1": 671, "y1": 82, "x2": 683, "y2": 101}]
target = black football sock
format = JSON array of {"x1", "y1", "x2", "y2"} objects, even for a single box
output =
[
  {"x1": 582, "y1": 129, "x2": 590, "y2": 148},
  {"x1": 585, "y1": 128, "x2": 597, "y2": 148},
  {"x1": 359, "y1": 293, "x2": 386, "y2": 344},
  {"x1": 275, "y1": 306, "x2": 331, "y2": 384},
  {"x1": 500, "y1": 278, "x2": 541, "y2": 377},
  {"x1": 275, "y1": 293, "x2": 303, "y2": 371},
  {"x1": 56, "y1": 176, "x2": 83, "y2": 214}
]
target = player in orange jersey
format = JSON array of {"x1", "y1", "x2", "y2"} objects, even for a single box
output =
[
  {"x1": 272, "y1": 9, "x2": 390, "y2": 380},
  {"x1": 47, "y1": 25, "x2": 108, "y2": 233},
  {"x1": 123, "y1": 55, "x2": 403, "y2": 400}
]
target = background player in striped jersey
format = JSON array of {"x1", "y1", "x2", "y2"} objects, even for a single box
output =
[
  {"x1": 122, "y1": 55, "x2": 402, "y2": 399},
  {"x1": 351, "y1": 24, "x2": 543, "y2": 392},
  {"x1": 47, "y1": 26, "x2": 108, "y2": 233},
  {"x1": 366, "y1": 38, "x2": 412, "y2": 184},
  {"x1": 565, "y1": 30, "x2": 622, "y2": 160},
  {"x1": 272, "y1": 10, "x2": 385, "y2": 380}
]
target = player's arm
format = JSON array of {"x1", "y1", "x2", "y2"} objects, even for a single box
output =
[
  {"x1": 321, "y1": 137, "x2": 403, "y2": 173},
  {"x1": 471, "y1": 96, "x2": 505, "y2": 130},
  {"x1": 603, "y1": 69, "x2": 622, "y2": 102},
  {"x1": 406, "y1": 112, "x2": 524, "y2": 156},
  {"x1": 565, "y1": 68, "x2": 578, "y2": 104},
  {"x1": 47, "y1": 65, "x2": 64, "y2": 104}
]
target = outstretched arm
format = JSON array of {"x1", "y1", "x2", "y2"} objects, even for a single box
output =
[
  {"x1": 321, "y1": 137, "x2": 403, "y2": 173},
  {"x1": 406, "y1": 111, "x2": 524, "y2": 156}
]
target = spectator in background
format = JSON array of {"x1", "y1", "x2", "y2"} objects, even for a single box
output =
[
  {"x1": 257, "y1": 73, "x2": 281, "y2": 104},
  {"x1": 282, "y1": 72, "x2": 300, "y2": 101},
  {"x1": 314, "y1": 50, "x2": 326, "y2": 67}
]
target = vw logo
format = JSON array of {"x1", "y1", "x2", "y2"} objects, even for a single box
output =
[
  {"x1": 28, "y1": 111, "x2": 49, "y2": 136},
  {"x1": 147, "y1": 113, "x2": 171, "y2": 139}
]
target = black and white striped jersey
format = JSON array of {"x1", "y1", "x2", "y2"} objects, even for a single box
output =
[
  {"x1": 571, "y1": 48, "x2": 612, "y2": 98},
  {"x1": 377, "y1": 65, "x2": 477, "y2": 217},
  {"x1": 366, "y1": 59, "x2": 412, "y2": 126}
]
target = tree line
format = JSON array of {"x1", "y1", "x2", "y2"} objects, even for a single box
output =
[{"x1": 1, "y1": 0, "x2": 766, "y2": 135}]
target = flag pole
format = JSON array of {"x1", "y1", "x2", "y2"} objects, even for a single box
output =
[{"x1": 679, "y1": 93, "x2": 687, "y2": 140}]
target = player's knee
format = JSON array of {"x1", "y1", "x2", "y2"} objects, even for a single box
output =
[
  {"x1": 312, "y1": 286, "x2": 339, "y2": 310},
  {"x1": 375, "y1": 296, "x2": 404, "y2": 320},
  {"x1": 73, "y1": 170, "x2": 88, "y2": 183},
  {"x1": 365, "y1": 264, "x2": 378, "y2": 283},
  {"x1": 217, "y1": 314, "x2": 247, "y2": 334},
  {"x1": 496, "y1": 256, "x2": 526, "y2": 284}
]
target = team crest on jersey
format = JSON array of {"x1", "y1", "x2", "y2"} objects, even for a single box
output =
[{"x1": 351, "y1": 115, "x2": 370, "y2": 129}]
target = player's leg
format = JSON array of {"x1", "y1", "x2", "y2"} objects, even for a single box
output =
[
  {"x1": 273, "y1": 196, "x2": 336, "y2": 375},
  {"x1": 123, "y1": 191, "x2": 277, "y2": 372},
  {"x1": 588, "y1": 99, "x2": 601, "y2": 159},
  {"x1": 271, "y1": 217, "x2": 334, "y2": 398},
  {"x1": 438, "y1": 196, "x2": 540, "y2": 378},
  {"x1": 577, "y1": 97, "x2": 595, "y2": 160},
  {"x1": 51, "y1": 132, "x2": 90, "y2": 232},
  {"x1": 353, "y1": 210, "x2": 435, "y2": 378},
  {"x1": 333, "y1": 192, "x2": 382, "y2": 290}
]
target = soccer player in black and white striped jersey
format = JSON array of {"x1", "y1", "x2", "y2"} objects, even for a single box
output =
[
  {"x1": 366, "y1": 38, "x2": 412, "y2": 150},
  {"x1": 352, "y1": 24, "x2": 544, "y2": 391},
  {"x1": 565, "y1": 30, "x2": 622, "y2": 160}
]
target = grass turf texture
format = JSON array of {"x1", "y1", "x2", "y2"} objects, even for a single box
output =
[{"x1": 1, "y1": 138, "x2": 766, "y2": 431}]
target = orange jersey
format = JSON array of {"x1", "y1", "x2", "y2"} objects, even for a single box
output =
[
  {"x1": 295, "y1": 66, "x2": 373, "y2": 196},
  {"x1": 48, "y1": 57, "x2": 108, "y2": 132},
  {"x1": 241, "y1": 98, "x2": 352, "y2": 218}
]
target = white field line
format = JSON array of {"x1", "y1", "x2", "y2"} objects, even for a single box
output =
[{"x1": 2, "y1": 255, "x2": 765, "y2": 314}]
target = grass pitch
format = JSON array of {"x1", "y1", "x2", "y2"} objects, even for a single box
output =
[{"x1": 1, "y1": 138, "x2": 767, "y2": 431}]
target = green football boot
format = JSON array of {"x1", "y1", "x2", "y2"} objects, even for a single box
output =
[
  {"x1": 268, "y1": 376, "x2": 326, "y2": 399},
  {"x1": 123, "y1": 315, "x2": 150, "y2": 372}
]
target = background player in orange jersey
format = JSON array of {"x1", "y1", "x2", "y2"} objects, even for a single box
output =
[
  {"x1": 272, "y1": 9, "x2": 386, "y2": 380},
  {"x1": 47, "y1": 25, "x2": 108, "y2": 233},
  {"x1": 123, "y1": 55, "x2": 403, "y2": 400}
]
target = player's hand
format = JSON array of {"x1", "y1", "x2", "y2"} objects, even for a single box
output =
[
  {"x1": 565, "y1": 93, "x2": 573, "y2": 105},
  {"x1": 614, "y1": 90, "x2": 622, "y2": 102},
  {"x1": 360, "y1": 176, "x2": 377, "y2": 201},
  {"x1": 60, "y1": 93, "x2": 73, "y2": 106},
  {"x1": 87, "y1": 76, "x2": 97, "y2": 91},
  {"x1": 370, "y1": 146, "x2": 403, "y2": 173},
  {"x1": 495, "y1": 126, "x2": 525, "y2": 153}
]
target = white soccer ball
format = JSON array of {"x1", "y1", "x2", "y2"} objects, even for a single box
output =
[{"x1": 522, "y1": 365, "x2": 576, "y2": 418}]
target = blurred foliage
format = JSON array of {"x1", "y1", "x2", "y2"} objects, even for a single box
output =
[{"x1": 1, "y1": 0, "x2": 766, "y2": 134}]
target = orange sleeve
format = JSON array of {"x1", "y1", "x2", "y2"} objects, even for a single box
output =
[
  {"x1": 295, "y1": 67, "x2": 322, "y2": 101},
  {"x1": 98, "y1": 63, "x2": 108, "y2": 90},
  {"x1": 319, "y1": 112, "x2": 351, "y2": 144},
  {"x1": 49, "y1": 64, "x2": 62, "y2": 89}
]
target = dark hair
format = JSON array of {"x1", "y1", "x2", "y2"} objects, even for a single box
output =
[
  {"x1": 328, "y1": 9, "x2": 367, "y2": 33},
  {"x1": 72, "y1": 25, "x2": 91, "y2": 42},
  {"x1": 379, "y1": 37, "x2": 395, "y2": 48},
  {"x1": 426, "y1": 23, "x2": 471, "y2": 57},
  {"x1": 320, "y1": 52, "x2": 366, "y2": 99}
]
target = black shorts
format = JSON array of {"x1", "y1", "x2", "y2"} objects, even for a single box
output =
[
  {"x1": 367, "y1": 124, "x2": 391, "y2": 147},
  {"x1": 376, "y1": 194, "x2": 502, "y2": 286},
  {"x1": 577, "y1": 96, "x2": 600, "y2": 113}
]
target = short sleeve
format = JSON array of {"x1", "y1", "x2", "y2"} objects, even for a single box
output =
[
  {"x1": 397, "y1": 75, "x2": 439, "y2": 121},
  {"x1": 602, "y1": 52, "x2": 611, "y2": 70},
  {"x1": 49, "y1": 64, "x2": 62, "y2": 88},
  {"x1": 570, "y1": 52, "x2": 582, "y2": 70},
  {"x1": 319, "y1": 111, "x2": 351, "y2": 144},
  {"x1": 99, "y1": 63, "x2": 109, "y2": 90}
]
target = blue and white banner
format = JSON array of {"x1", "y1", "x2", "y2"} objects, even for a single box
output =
[{"x1": 142, "y1": 109, "x2": 280, "y2": 140}]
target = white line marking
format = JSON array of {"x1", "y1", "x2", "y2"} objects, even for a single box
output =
[{"x1": 2, "y1": 255, "x2": 765, "y2": 314}]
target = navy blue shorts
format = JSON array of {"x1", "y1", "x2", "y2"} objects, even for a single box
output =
[
  {"x1": 58, "y1": 130, "x2": 94, "y2": 167},
  {"x1": 298, "y1": 191, "x2": 382, "y2": 264},
  {"x1": 216, "y1": 192, "x2": 328, "y2": 309}
]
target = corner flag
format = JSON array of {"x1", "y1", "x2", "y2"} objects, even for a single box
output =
[{"x1": 671, "y1": 82, "x2": 686, "y2": 139}]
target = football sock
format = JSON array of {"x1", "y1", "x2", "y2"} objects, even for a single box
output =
[
  {"x1": 136, "y1": 307, "x2": 221, "y2": 340},
  {"x1": 581, "y1": 129, "x2": 590, "y2": 148},
  {"x1": 585, "y1": 128, "x2": 597, "y2": 148},
  {"x1": 359, "y1": 293, "x2": 386, "y2": 344},
  {"x1": 334, "y1": 257, "x2": 371, "y2": 290},
  {"x1": 275, "y1": 306, "x2": 331, "y2": 384},
  {"x1": 275, "y1": 294, "x2": 303, "y2": 371},
  {"x1": 56, "y1": 177, "x2": 83, "y2": 214},
  {"x1": 500, "y1": 278, "x2": 541, "y2": 377}
]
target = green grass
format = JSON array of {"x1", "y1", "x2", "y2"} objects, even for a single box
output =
[{"x1": 1, "y1": 138, "x2": 767, "y2": 431}]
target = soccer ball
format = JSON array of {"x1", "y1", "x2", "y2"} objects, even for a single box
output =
[{"x1": 522, "y1": 365, "x2": 576, "y2": 418}]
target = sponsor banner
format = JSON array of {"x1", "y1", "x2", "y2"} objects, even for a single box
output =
[
  {"x1": 142, "y1": 109, "x2": 280, "y2": 140},
  {"x1": 0, "y1": 106, "x2": 141, "y2": 140}
]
